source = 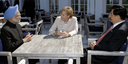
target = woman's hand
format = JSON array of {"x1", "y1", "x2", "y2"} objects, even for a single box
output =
[
  {"x1": 61, "y1": 31, "x2": 69, "y2": 37},
  {"x1": 53, "y1": 31, "x2": 63, "y2": 36},
  {"x1": 53, "y1": 31, "x2": 70, "y2": 37}
]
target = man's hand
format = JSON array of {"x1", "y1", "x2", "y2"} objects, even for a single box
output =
[
  {"x1": 90, "y1": 41, "x2": 96, "y2": 50},
  {"x1": 23, "y1": 32, "x2": 33, "y2": 43}
]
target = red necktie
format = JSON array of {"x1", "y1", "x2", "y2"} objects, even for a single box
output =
[{"x1": 96, "y1": 25, "x2": 113, "y2": 45}]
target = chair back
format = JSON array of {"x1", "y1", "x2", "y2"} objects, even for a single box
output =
[
  {"x1": 78, "y1": 24, "x2": 82, "y2": 34},
  {"x1": 0, "y1": 38, "x2": 13, "y2": 64},
  {"x1": 74, "y1": 12, "x2": 81, "y2": 23},
  {"x1": 20, "y1": 17, "x2": 31, "y2": 23},
  {"x1": 122, "y1": 38, "x2": 128, "y2": 64},
  {"x1": 35, "y1": 20, "x2": 43, "y2": 35},
  {"x1": 0, "y1": 39, "x2": 3, "y2": 51},
  {"x1": 107, "y1": 43, "x2": 127, "y2": 64},
  {"x1": 0, "y1": 13, "x2": 4, "y2": 17},
  {"x1": 51, "y1": 14, "x2": 60, "y2": 25},
  {"x1": 38, "y1": 9, "x2": 45, "y2": 12},
  {"x1": 101, "y1": 13, "x2": 109, "y2": 18}
]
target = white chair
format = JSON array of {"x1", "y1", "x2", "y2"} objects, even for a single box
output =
[
  {"x1": 20, "y1": 17, "x2": 31, "y2": 23},
  {"x1": 22, "y1": 20, "x2": 43, "y2": 35},
  {"x1": 50, "y1": 14, "x2": 60, "y2": 25},
  {"x1": 0, "y1": 52, "x2": 13, "y2": 64},
  {"x1": 39, "y1": 12, "x2": 51, "y2": 28},
  {"x1": 101, "y1": 13, "x2": 109, "y2": 18},
  {"x1": 87, "y1": 38, "x2": 128, "y2": 64},
  {"x1": 84, "y1": 15, "x2": 105, "y2": 46}
]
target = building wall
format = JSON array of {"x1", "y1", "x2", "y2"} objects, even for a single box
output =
[
  {"x1": 40, "y1": 0, "x2": 49, "y2": 12},
  {"x1": 11, "y1": 0, "x2": 106, "y2": 19},
  {"x1": 58, "y1": 0, "x2": 71, "y2": 11},
  {"x1": 95, "y1": 0, "x2": 104, "y2": 20}
]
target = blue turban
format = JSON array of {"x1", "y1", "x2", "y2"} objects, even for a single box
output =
[{"x1": 4, "y1": 5, "x2": 18, "y2": 20}]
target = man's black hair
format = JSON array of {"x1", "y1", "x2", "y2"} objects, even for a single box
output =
[{"x1": 109, "y1": 5, "x2": 127, "y2": 20}]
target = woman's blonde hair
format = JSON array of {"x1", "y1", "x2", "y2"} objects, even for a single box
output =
[{"x1": 61, "y1": 6, "x2": 73, "y2": 19}]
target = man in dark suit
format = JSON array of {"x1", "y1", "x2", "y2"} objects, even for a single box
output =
[
  {"x1": 0, "y1": 5, "x2": 35, "y2": 64},
  {"x1": 80, "y1": 5, "x2": 128, "y2": 64},
  {"x1": 23, "y1": 0, "x2": 35, "y2": 24},
  {"x1": 14, "y1": 0, "x2": 19, "y2": 6}
]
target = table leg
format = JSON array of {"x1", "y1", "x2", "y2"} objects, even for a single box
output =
[
  {"x1": 16, "y1": 57, "x2": 21, "y2": 64},
  {"x1": 25, "y1": 58, "x2": 29, "y2": 64},
  {"x1": 87, "y1": 54, "x2": 91, "y2": 64},
  {"x1": 76, "y1": 58, "x2": 80, "y2": 64}
]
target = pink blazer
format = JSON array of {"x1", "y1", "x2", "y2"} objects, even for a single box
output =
[{"x1": 49, "y1": 16, "x2": 78, "y2": 36}]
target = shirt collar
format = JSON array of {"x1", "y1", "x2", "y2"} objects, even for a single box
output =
[
  {"x1": 6, "y1": 21, "x2": 17, "y2": 28},
  {"x1": 113, "y1": 20, "x2": 125, "y2": 29}
]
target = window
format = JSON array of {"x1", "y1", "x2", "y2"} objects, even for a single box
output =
[
  {"x1": 106, "y1": 0, "x2": 128, "y2": 13},
  {"x1": 71, "y1": 0, "x2": 87, "y2": 15},
  {"x1": 80, "y1": 0, "x2": 87, "y2": 14},
  {"x1": 49, "y1": 0, "x2": 58, "y2": 13},
  {"x1": 122, "y1": 0, "x2": 128, "y2": 13},
  {"x1": 35, "y1": 0, "x2": 40, "y2": 9},
  {"x1": 106, "y1": 0, "x2": 119, "y2": 13}
]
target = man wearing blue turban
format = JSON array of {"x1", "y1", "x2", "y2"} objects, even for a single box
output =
[{"x1": 0, "y1": 5, "x2": 38, "y2": 64}]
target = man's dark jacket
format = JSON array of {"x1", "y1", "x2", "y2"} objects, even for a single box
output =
[
  {"x1": 1, "y1": 21, "x2": 24, "y2": 52},
  {"x1": 91, "y1": 22, "x2": 128, "y2": 63}
]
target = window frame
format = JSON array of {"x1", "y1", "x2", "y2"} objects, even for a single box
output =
[
  {"x1": 49, "y1": 0, "x2": 59, "y2": 13},
  {"x1": 71, "y1": 0, "x2": 87, "y2": 15},
  {"x1": 106, "y1": 0, "x2": 128, "y2": 13}
]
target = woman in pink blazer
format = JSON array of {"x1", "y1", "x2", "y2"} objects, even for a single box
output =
[{"x1": 49, "y1": 6, "x2": 78, "y2": 38}]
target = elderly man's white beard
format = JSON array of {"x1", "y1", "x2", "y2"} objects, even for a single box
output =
[{"x1": 12, "y1": 18, "x2": 20, "y2": 23}]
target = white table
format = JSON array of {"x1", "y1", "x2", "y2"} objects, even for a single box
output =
[{"x1": 12, "y1": 35, "x2": 83, "y2": 64}]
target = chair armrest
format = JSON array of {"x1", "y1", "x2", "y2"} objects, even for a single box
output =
[
  {"x1": 0, "y1": 52, "x2": 13, "y2": 64},
  {"x1": 87, "y1": 50, "x2": 128, "y2": 64},
  {"x1": 0, "y1": 52, "x2": 11, "y2": 56},
  {"x1": 22, "y1": 28, "x2": 37, "y2": 31},
  {"x1": 90, "y1": 20, "x2": 100, "y2": 22},
  {"x1": 88, "y1": 50, "x2": 127, "y2": 56},
  {"x1": 27, "y1": 24, "x2": 34, "y2": 26},
  {"x1": 86, "y1": 23, "x2": 105, "y2": 25}
]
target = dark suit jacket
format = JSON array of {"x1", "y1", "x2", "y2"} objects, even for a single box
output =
[
  {"x1": 1, "y1": 21, "x2": 24, "y2": 52},
  {"x1": 0, "y1": 1, "x2": 5, "y2": 13},
  {"x1": 92, "y1": 22, "x2": 128, "y2": 63},
  {"x1": 14, "y1": 0, "x2": 19, "y2": 6},
  {"x1": 22, "y1": 0, "x2": 35, "y2": 17}
]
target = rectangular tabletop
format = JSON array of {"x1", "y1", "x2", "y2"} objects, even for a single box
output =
[{"x1": 12, "y1": 35, "x2": 83, "y2": 64}]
